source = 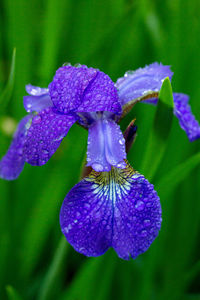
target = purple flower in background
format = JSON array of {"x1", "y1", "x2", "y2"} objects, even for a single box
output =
[{"x1": 1, "y1": 62, "x2": 200, "y2": 259}]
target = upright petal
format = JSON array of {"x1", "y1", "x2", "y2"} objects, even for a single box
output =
[
  {"x1": 23, "y1": 94, "x2": 53, "y2": 113},
  {"x1": 173, "y1": 93, "x2": 200, "y2": 141},
  {"x1": 25, "y1": 84, "x2": 49, "y2": 96},
  {"x1": 87, "y1": 119, "x2": 126, "y2": 172},
  {"x1": 23, "y1": 108, "x2": 76, "y2": 166},
  {"x1": 60, "y1": 162, "x2": 162, "y2": 259},
  {"x1": 116, "y1": 62, "x2": 173, "y2": 106},
  {"x1": 24, "y1": 84, "x2": 53, "y2": 113},
  {"x1": 49, "y1": 65, "x2": 121, "y2": 114},
  {"x1": 0, "y1": 115, "x2": 32, "y2": 180}
]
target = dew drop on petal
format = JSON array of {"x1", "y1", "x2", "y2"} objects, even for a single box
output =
[
  {"x1": 42, "y1": 149, "x2": 49, "y2": 154},
  {"x1": 143, "y1": 219, "x2": 151, "y2": 227},
  {"x1": 92, "y1": 163, "x2": 104, "y2": 172},
  {"x1": 74, "y1": 63, "x2": 82, "y2": 68},
  {"x1": 135, "y1": 200, "x2": 145, "y2": 211},
  {"x1": 76, "y1": 212, "x2": 81, "y2": 218},
  {"x1": 33, "y1": 115, "x2": 42, "y2": 124},
  {"x1": 62, "y1": 62, "x2": 71, "y2": 66},
  {"x1": 140, "y1": 230, "x2": 147, "y2": 237},
  {"x1": 119, "y1": 138, "x2": 124, "y2": 145}
]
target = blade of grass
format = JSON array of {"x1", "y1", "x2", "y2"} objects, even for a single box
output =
[
  {"x1": 0, "y1": 48, "x2": 16, "y2": 112},
  {"x1": 38, "y1": 235, "x2": 68, "y2": 300},
  {"x1": 155, "y1": 151, "x2": 200, "y2": 194},
  {"x1": 19, "y1": 125, "x2": 87, "y2": 279},
  {"x1": 6, "y1": 285, "x2": 23, "y2": 300},
  {"x1": 138, "y1": 152, "x2": 200, "y2": 300},
  {"x1": 38, "y1": 0, "x2": 71, "y2": 84},
  {"x1": 61, "y1": 251, "x2": 115, "y2": 300},
  {"x1": 141, "y1": 77, "x2": 174, "y2": 179}
]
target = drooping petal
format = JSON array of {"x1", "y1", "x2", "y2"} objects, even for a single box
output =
[
  {"x1": 60, "y1": 162, "x2": 162, "y2": 259},
  {"x1": 23, "y1": 108, "x2": 76, "y2": 166},
  {"x1": 49, "y1": 65, "x2": 121, "y2": 114},
  {"x1": 25, "y1": 84, "x2": 49, "y2": 96},
  {"x1": 87, "y1": 119, "x2": 126, "y2": 172},
  {"x1": 116, "y1": 62, "x2": 173, "y2": 106},
  {"x1": 0, "y1": 115, "x2": 32, "y2": 180},
  {"x1": 173, "y1": 93, "x2": 200, "y2": 141},
  {"x1": 23, "y1": 94, "x2": 53, "y2": 113}
]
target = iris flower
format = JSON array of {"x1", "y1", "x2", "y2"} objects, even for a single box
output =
[{"x1": 1, "y1": 63, "x2": 200, "y2": 259}]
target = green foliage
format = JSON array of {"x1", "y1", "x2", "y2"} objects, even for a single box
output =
[
  {"x1": 6, "y1": 286, "x2": 23, "y2": 300},
  {"x1": 141, "y1": 77, "x2": 174, "y2": 179},
  {"x1": 0, "y1": 0, "x2": 200, "y2": 299},
  {"x1": 0, "y1": 48, "x2": 16, "y2": 113}
]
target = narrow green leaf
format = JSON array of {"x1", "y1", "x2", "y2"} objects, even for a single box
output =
[
  {"x1": 19, "y1": 125, "x2": 87, "y2": 279},
  {"x1": 61, "y1": 251, "x2": 115, "y2": 300},
  {"x1": 38, "y1": 236, "x2": 68, "y2": 300},
  {"x1": 182, "y1": 295, "x2": 200, "y2": 300},
  {"x1": 6, "y1": 285, "x2": 23, "y2": 300},
  {"x1": 156, "y1": 152, "x2": 200, "y2": 195},
  {"x1": 38, "y1": 0, "x2": 71, "y2": 83},
  {"x1": 0, "y1": 48, "x2": 16, "y2": 112},
  {"x1": 19, "y1": 168, "x2": 69, "y2": 278},
  {"x1": 184, "y1": 260, "x2": 200, "y2": 286},
  {"x1": 141, "y1": 77, "x2": 174, "y2": 179}
]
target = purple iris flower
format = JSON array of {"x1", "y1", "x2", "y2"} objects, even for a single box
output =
[{"x1": 1, "y1": 62, "x2": 200, "y2": 259}]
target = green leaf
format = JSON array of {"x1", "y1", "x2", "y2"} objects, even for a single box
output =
[
  {"x1": 0, "y1": 48, "x2": 16, "y2": 112},
  {"x1": 6, "y1": 285, "x2": 23, "y2": 300},
  {"x1": 38, "y1": 236, "x2": 68, "y2": 300},
  {"x1": 141, "y1": 77, "x2": 174, "y2": 179},
  {"x1": 156, "y1": 151, "x2": 200, "y2": 195},
  {"x1": 61, "y1": 251, "x2": 115, "y2": 300}
]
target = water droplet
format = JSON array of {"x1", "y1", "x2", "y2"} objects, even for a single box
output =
[
  {"x1": 76, "y1": 212, "x2": 81, "y2": 218},
  {"x1": 156, "y1": 221, "x2": 161, "y2": 229},
  {"x1": 140, "y1": 230, "x2": 147, "y2": 237},
  {"x1": 33, "y1": 115, "x2": 42, "y2": 124},
  {"x1": 125, "y1": 70, "x2": 134, "y2": 77},
  {"x1": 62, "y1": 62, "x2": 71, "y2": 66},
  {"x1": 92, "y1": 163, "x2": 104, "y2": 172},
  {"x1": 53, "y1": 134, "x2": 65, "y2": 142},
  {"x1": 135, "y1": 200, "x2": 145, "y2": 211},
  {"x1": 64, "y1": 224, "x2": 72, "y2": 233},
  {"x1": 42, "y1": 149, "x2": 49, "y2": 154},
  {"x1": 143, "y1": 219, "x2": 151, "y2": 227},
  {"x1": 84, "y1": 203, "x2": 90, "y2": 209},
  {"x1": 119, "y1": 138, "x2": 124, "y2": 145},
  {"x1": 74, "y1": 63, "x2": 82, "y2": 68}
]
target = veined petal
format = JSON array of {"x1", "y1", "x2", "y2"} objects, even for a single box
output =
[
  {"x1": 60, "y1": 162, "x2": 162, "y2": 259},
  {"x1": 25, "y1": 84, "x2": 49, "y2": 96},
  {"x1": 87, "y1": 119, "x2": 126, "y2": 172},
  {"x1": 23, "y1": 94, "x2": 53, "y2": 113},
  {"x1": 0, "y1": 115, "x2": 32, "y2": 180},
  {"x1": 116, "y1": 62, "x2": 173, "y2": 106},
  {"x1": 173, "y1": 93, "x2": 200, "y2": 141},
  {"x1": 49, "y1": 65, "x2": 121, "y2": 114},
  {"x1": 23, "y1": 108, "x2": 76, "y2": 166}
]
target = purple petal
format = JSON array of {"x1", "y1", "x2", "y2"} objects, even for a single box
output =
[
  {"x1": 25, "y1": 84, "x2": 49, "y2": 96},
  {"x1": 49, "y1": 65, "x2": 121, "y2": 114},
  {"x1": 60, "y1": 163, "x2": 162, "y2": 259},
  {"x1": 23, "y1": 94, "x2": 53, "y2": 113},
  {"x1": 173, "y1": 93, "x2": 200, "y2": 141},
  {"x1": 23, "y1": 108, "x2": 76, "y2": 166},
  {"x1": 0, "y1": 115, "x2": 32, "y2": 180},
  {"x1": 116, "y1": 62, "x2": 173, "y2": 106},
  {"x1": 87, "y1": 119, "x2": 126, "y2": 172}
]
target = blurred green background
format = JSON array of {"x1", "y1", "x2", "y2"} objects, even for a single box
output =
[{"x1": 0, "y1": 0, "x2": 200, "y2": 299}]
